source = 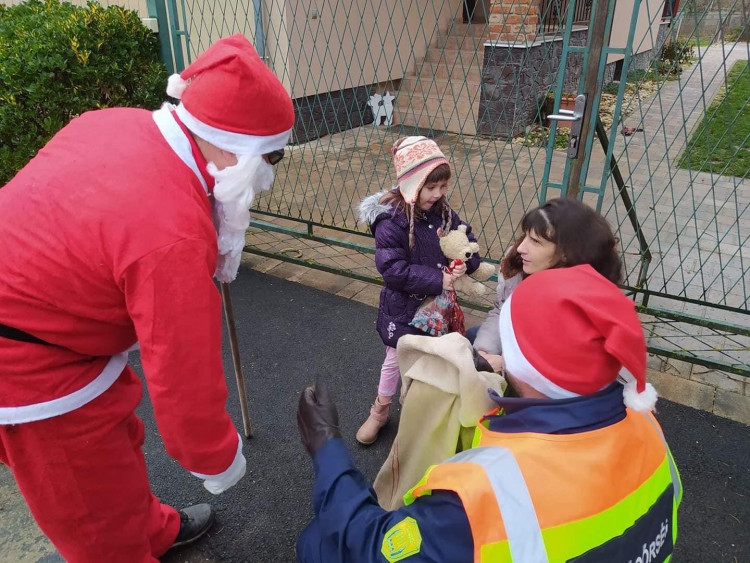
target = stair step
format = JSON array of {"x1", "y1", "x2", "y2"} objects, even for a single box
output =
[
  {"x1": 391, "y1": 20, "x2": 484, "y2": 136},
  {"x1": 446, "y1": 22, "x2": 489, "y2": 38},
  {"x1": 416, "y1": 59, "x2": 483, "y2": 82},
  {"x1": 426, "y1": 47, "x2": 485, "y2": 67},
  {"x1": 393, "y1": 95, "x2": 479, "y2": 136},
  {"x1": 400, "y1": 76, "x2": 482, "y2": 100},
  {"x1": 441, "y1": 31, "x2": 488, "y2": 51},
  {"x1": 395, "y1": 109, "x2": 479, "y2": 136}
]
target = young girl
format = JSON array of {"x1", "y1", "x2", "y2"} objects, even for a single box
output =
[
  {"x1": 356, "y1": 136, "x2": 483, "y2": 445},
  {"x1": 470, "y1": 197, "x2": 623, "y2": 372}
]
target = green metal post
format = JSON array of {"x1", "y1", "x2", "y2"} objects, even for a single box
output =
[
  {"x1": 540, "y1": 0, "x2": 579, "y2": 203},
  {"x1": 565, "y1": 0, "x2": 616, "y2": 198},
  {"x1": 146, "y1": 0, "x2": 175, "y2": 74},
  {"x1": 165, "y1": 0, "x2": 186, "y2": 72}
]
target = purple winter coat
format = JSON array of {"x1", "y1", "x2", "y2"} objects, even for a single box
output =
[{"x1": 358, "y1": 192, "x2": 481, "y2": 347}]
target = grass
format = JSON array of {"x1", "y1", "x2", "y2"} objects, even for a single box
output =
[
  {"x1": 677, "y1": 60, "x2": 750, "y2": 178},
  {"x1": 679, "y1": 27, "x2": 750, "y2": 48}
]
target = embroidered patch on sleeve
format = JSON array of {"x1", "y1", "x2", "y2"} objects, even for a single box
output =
[{"x1": 381, "y1": 516, "x2": 422, "y2": 562}]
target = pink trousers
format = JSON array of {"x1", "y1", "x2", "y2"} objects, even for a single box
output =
[{"x1": 377, "y1": 346, "x2": 401, "y2": 397}]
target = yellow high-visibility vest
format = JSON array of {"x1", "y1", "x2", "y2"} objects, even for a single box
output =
[{"x1": 405, "y1": 409, "x2": 682, "y2": 562}]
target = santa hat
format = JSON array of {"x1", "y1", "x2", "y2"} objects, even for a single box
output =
[
  {"x1": 499, "y1": 264, "x2": 657, "y2": 412},
  {"x1": 166, "y1": 34, "x2": 294, "y2": 155},
  {"x1": 392, "y1": 136, "x2": 449, "y2": 204}
]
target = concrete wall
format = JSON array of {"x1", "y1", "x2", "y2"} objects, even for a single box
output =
[
  {"x1": 282, "y1": 0, "x2": 457, "y2": 142},
  {"x1": 609, "y1": 0, "x2": 669, "y2": 63},
  {"x1": 178, "y1": 0, "x2": 259, "y2": 62},
  {"x1": 677, "y1": 10, "x2": 747, "y2": 40},
  {"x1": 284, "y1": 0, "x2": 455, "y2": 99}
]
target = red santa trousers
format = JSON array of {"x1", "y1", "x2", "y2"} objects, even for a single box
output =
[{"x1": 0, "y1": 367, "x2": 180, "y2": 562}]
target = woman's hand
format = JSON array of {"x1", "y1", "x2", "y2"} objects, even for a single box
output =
[{"x1": 478, "y1": 351, "x2": 505, "y2": 374}]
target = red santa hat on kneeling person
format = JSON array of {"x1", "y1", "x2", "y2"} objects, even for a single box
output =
[
  {"x1": 166, "y1": 33, "x2": 294, "y2": 155},
  {"x1": 499, "y1": 264, "x2": 657, "y2": 411}
]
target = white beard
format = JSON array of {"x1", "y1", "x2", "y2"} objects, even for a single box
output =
[{"x1": 208, "y1": 154, "x2": 275, "y2": 283}]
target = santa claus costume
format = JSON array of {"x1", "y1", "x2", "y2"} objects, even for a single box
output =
[{"x1": 0, "y1": 34, "x2": 294, "y2": 562}]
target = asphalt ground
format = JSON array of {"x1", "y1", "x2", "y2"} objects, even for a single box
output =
[{"x1": 1, "y1": 266, "x2": 748, "y2": 562}]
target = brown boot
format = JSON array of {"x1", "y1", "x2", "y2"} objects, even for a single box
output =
[{"x1": 356, "y1": 396, "x2": 392, "y2": 445}]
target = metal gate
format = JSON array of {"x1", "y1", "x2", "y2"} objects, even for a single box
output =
[{"x1": 152, "y1": 0, "x2": 749, "y2": 377}]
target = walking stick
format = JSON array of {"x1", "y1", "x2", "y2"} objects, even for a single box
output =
[{"x1": 220, "y1": 282, "x2": 252, "y2": 438}]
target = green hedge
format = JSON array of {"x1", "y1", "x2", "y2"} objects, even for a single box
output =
[{"x1": 0, "y1": 0, "x2": 168, "y2": 185}]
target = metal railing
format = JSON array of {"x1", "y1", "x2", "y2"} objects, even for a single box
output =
[{"x1": 539, "y1": 0, "x2": 593, "y2": 33}]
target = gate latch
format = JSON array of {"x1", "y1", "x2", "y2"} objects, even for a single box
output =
[{"x1": 546, "y1": 94, "x2": 587, "y2": 159}]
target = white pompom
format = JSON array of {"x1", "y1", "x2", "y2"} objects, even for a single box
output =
[
  {"x1": 623, "y1": 381, "x2": 658, "y2": 412},
  {"x1": 166, "y1": 74, "x2": 188, "y2": 99}
]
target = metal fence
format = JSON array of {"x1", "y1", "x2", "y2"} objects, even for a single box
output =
[
  {"x1": 539, "y1": 0, "x2": 593, "y2": 33},
  {"x1": 153, "y1": 0, "x2": 749, "y2": 377}
]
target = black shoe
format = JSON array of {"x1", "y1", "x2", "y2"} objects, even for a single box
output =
[{"x1": 171, "y1": 503, "x2": 215, "y2": 549}]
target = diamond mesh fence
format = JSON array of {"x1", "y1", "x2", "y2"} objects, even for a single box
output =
[{"x1": 158, "y1": 0, "x2": 748, "y2": 375}]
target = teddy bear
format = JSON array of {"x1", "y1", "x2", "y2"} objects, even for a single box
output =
[{"x1": 438, "y1": 225, "x2": 496, "y2": 297}]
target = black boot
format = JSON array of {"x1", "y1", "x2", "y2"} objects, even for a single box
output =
[{"x1": 171, "y1": 503, "x2": 215, "y2": 549}]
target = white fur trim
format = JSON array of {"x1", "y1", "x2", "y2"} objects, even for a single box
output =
[
  {"x1": 191, "y1": 432, "x2": 247, "y2": 494},
  {"x1": 620, "y1": 368, "x2": 658, "y2": 412},
  {"x1": 175, "y1": 103, "x2": 291, "y2": 155},
  {"x1": 499, "y1": 295, "x2": 579, "y2": 399},
  {"x1": 0, "y1": 343, "x2": 138, "y2": 424},
  {"x1": 167, "y1": 74, "x2": 189, "y2": 99},
  {"x1": 358, "y1": 191, "x2": 391, "y2": 225},
  {"x1": 152, "y1": 105, "x2": 208, "y2": 194}
]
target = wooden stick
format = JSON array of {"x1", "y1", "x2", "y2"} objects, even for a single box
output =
[{"x1": 220, "y1": 282, "x2": 252, "y2": 438}]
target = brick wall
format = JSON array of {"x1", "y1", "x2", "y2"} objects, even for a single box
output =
[{"x1": 488, "y1": 0, "x2": 539, "y2": 42}]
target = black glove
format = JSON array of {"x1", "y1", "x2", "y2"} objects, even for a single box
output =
[{"x1": 297, "y1": 382, "x2": 342, "y2": 457}]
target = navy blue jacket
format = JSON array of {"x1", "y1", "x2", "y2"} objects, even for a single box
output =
[{"x1": 296, "y1": 383, "x2": 628, "y2": 562}]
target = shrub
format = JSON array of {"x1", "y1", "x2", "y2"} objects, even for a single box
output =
[
  {"x1": 722, "y1": 26, "x2": 750, "y2": 43},
  {"x1": 0, "y1": 0, "x2": 168, "y2": 185},
  {"x1": 602, "y1": 81, "x2": 621, "y2": 95},
  {"x1": 660, "y1": 38, "x2": 695, "y2": 67}
]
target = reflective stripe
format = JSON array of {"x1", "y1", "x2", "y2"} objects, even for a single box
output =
[
  {"x1": 0, "y1": 345, "x2": 137, "y2": 424},
  {"x1": 542, "y1": 456, "x2": 674, "y2": 559},
  {"x1": 448, "y1": 447, "x2": 548, "y2": 563},
  {"x1": 643, "y1": 414, "x2": 682, "y2": 502},
  {"x1": 152, "y1": 105, "x2": 209, "y2": 194}
]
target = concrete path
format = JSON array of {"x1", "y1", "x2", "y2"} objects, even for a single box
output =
[{"x1": 1, "y1": 266, "x2": 748, "y2": 562}]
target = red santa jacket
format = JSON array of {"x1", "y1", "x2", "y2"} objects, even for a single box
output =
[{"x1": 0, "y1": 107, "x2": 239, "y2": 476}]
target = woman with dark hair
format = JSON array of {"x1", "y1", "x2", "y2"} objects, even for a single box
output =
[{"x1": 470, "y1": 197, "x2": 623, "y2": 372}]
